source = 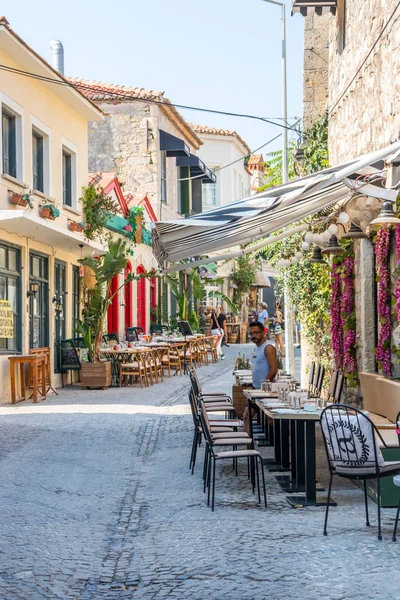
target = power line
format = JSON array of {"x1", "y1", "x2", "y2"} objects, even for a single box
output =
[
  {"x1": 329, "y1": 0, "x2": 400, "y2": 116},
  {"x1": 0, "y1": 63, "x2": 302, "y2": 137}
]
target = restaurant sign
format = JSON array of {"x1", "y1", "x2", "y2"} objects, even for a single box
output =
[{"x1": 0, "y1": 300, "x2": 14, "y2": 338}]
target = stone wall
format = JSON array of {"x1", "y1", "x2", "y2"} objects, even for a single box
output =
[
  {"x1": 328, "y1": 0, "x2": 400, "y2": 164},
  {"x1": 303, "y1": 12, "x2": 330, "y2": 130}
]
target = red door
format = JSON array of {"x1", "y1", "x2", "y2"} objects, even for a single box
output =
[
  {"x1": 124, "y1": 262, "x2": 133, "y2": 329},
  {"x1": 136, "y1": 265, "x2": 146, "y2": 332},
  {"x1": 150, "y1": 277, "x2": 157, "y2": 323},
  {"x1": 108, "y1": 275, "x2": 119, "y2": 334}
]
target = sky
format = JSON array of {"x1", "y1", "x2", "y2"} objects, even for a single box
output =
[{"x1": 2, "y1": 0, "x2": 304, "y2": 157}]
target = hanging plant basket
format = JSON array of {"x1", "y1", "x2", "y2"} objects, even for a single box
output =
[
  {"x1": 40, "y1": 207, "x2": 54, "y2": 220},
  {"x1": 9, "y1": 192, "x2": 24, "y2": 206},
  {"x1": 135, "y1": 215, "x2": 143, "y2": 244}
]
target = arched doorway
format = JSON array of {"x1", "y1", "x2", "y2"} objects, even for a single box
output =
[
  {"x1": 124, "y1": 262, "x2": 133, "y2": 330},
  {"x1": 136, "y1": 265, "x2": 146, "y2": 332},
  {"x1": 150, "y1": 277, "x2": 157, "y2": 323},
  {"x1": 108, "y1": 274, "x2": 119, "y2": 334}
]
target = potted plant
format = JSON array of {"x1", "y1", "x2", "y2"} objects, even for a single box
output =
[
  {"x1": 40, "y1": 204, "x2": 60, "y2": 220},
  {"x1": 68, "y1": 220, "x2": 80, "y2": 231},
  {"x1": 77, "y1": 222, "x2": 86, "y2": 233},
  {"x1": 75, "y1": 238, "x2": 135, "y2": 389},
  {"x1": 9, "y1": 191, "x2": 34, "y2": 207},
  {"x1": 128, "y1": 206, "x2": 145, "y2": 244}
]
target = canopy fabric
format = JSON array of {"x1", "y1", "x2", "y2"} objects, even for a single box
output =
[
  {"x1": 176, "y1": 154, "x2": 216, "y2": 183},
  {"x1": 159, "y1": 130, "x2": 190, "y2": 157},
  {"x1": 152, "y1": 141, "x2": 400, "y2": 268}
]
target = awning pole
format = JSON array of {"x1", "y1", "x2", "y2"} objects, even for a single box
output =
[{"x1": 167, "y1": 223, "x2": 309, "y2": 273}]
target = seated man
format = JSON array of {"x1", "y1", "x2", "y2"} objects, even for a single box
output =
[{"x1": 243, "y1": 321, "x2": 278, "y2": 434}]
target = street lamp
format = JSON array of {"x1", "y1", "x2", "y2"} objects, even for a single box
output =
[{"x1": 261, "y1": 0, "x2": 288, "y2": 184}]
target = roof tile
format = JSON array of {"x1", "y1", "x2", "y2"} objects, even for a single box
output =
[{"x1": 189, "y1": 123, "x2": 251, "y2": 154}]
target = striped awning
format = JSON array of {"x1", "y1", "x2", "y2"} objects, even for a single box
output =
[
  {"x1": 152, "y1": 141, "x2": 400, "y2": 268},
  {"x1": 292, "y1": 0, "x2": 337, "y2": 16}
]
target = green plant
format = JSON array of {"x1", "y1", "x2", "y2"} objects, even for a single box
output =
[
  {"x1": 81, "y1": 185, "x2": 119, "y2": 241},
  {"x1": 301, "y1": 114, "x2": 329, "y2": 175},
  {"x1": 76, "y1": 238, "x2": 135, "y2": 361},
  {"x1": 231, "y1": 255, "x2": 257, "y2": 311},
  {"x1": 21, "y1": 192, "x2": 34, "y2": 208},
  {"x1": 258, "y1": 140, "x2": 297, "y2": 191},
  {"x1": 128, "y1": 206, "x2": 145, "y2": 234}
]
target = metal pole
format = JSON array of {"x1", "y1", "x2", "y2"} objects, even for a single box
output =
[{"x1": 281, "y1": 2, "x2": 288, "y2": 184}]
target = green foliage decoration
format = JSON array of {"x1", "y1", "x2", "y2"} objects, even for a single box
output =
[
  {"x1": 81, "y1": 185, "x2": 119, "y2": 241},
  {"x1": 301, "y1": 114, "x2": 329, "y2": 175},
  {"x1": 231, "y1": 255, "x2": 257, "y2": 311}
]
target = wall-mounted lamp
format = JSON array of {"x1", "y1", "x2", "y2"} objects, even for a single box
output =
[
  {"x1": 27, "y1": 280, "x2": 39, "y2": 298},
  {"x1": 342, "y1": 222, "x2": 368, "y2": 240},
  {"x1": 369, "y1": 200, "x2": 400, "y2": 228},
  {"x1": 308, "y1": 246, "x2": 326, "y2": 264},
  {"x1": 52, "y1": 296, "x2": 63, "y2": 314}
]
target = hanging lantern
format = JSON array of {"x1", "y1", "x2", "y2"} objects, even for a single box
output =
[
  {"x1": 308, "y1": 246, "x2": 326, "y2": 264},
  {"x1": 304, "y1": 232, "x2": 313, "y2": 243},
  {"x1": 338, "y1": 211, "x2": 350, "y2": 224},
  {"x1": 322, "y1": 235, "x2": 345, "y2": 255},
  {"x1": 301, "y1": 241, "x2": 310, "y2": 251},
  {"x1": 295, "y1": 251, "x2": 303, "y2": 260},
  {"x1": 328, "y1": 223, "x2": 338, "y2": 235},
  {"x1": 369, "y1": 200, "x2": 400, "y2": 228},
  {"x1": 342, "y1": 222, "x2": 368, "y2": 239}
]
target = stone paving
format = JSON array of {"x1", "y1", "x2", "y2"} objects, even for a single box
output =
[{"x1": 0, "y1": 345, "x2": 399, "y2": 599}]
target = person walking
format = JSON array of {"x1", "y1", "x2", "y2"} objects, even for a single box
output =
[
  {"x1": 217, "y1": 305, "x2": 229, "y2": 347},
  {"x1": 209, "y1": 307, "x2": 224, "y2": 359},
  {"x1": 258, "y1": 302, "x2": 269, "y2": 333},
  {"x1": 273, "y1": 302, "x2": 285, "y2": 356}
]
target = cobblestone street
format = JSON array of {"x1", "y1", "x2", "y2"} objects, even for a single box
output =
[{"x1": 0, "y1": 345, "x2": 399, "y2": 600}]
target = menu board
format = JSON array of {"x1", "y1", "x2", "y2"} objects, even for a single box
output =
[{"x1": 0, "y1": 300, "x2": 14, "y2": 338}]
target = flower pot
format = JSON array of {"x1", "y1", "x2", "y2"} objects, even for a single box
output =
[
  {"x1": 77, "y1": 225, "x2": 86, "y2": 233},
  {"x1": 40, "y1": 207, "x2": 55, "y2": 220},
  {"x1": 134, "y1": 215, "x2": 143, "y2": 244},
  {"x1": 9, "y1": 192, "x2": 23, "y2": 205},
  {"x1": 81, "y1": 361, "x2": 111, "y2": 389},
  {"x1": 69, "y1": 222, "x2": 79, "y2": 231}
]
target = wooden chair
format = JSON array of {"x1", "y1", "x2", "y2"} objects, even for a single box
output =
[
  {"x1": 29, "y1": 347, "x2": 58, "y2": 395},
  {"x1": 120, "y1": 351, "x2": 148, "y2": 388},
  {"x1": 161, "y1": 346, "x2": 172, "y2": 378},
  {"x1": 205, "y1": 336, "x2": 219, "y2": 363},
  {"x1": 152, "y1": 348, "x2": 164, "y2": 383},
  {"x1": 168, "y1": 343, "x2": 183, "y2": 376},
  {"x1": 196, "y1": 337, "x2": 209, "y2": 366}
]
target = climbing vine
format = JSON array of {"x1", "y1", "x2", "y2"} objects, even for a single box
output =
[{"x1": 81, "y1": 185, "x2": 119, "y2": 241}]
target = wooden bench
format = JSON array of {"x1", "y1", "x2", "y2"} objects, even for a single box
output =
[{"x1": 359, "y1": 372, "x2": 400, "y2": 447}]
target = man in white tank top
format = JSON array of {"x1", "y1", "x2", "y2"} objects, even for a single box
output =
[{"x1": 243, "y1": 321, "x2": 278, "y2": 433}]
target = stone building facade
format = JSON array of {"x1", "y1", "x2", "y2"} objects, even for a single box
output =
[{"x1": 303, "y1": 12, "x2": 330, "y2": 130}]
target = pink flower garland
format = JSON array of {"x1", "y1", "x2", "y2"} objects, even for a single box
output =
[
  {"x1": 375, "y1": 227, "x2": 392, "y2": 377},
  {"x1": 341, "y1": 256, "x2": 357, "y2": 376},
  {"x1": 330, "y1": 263, "x2": 343, "y2": 370},
  {"x1": 395, "y1": 225, "x2": 400, "y2": 320}
]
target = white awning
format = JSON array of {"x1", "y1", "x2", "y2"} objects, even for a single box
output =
[
  {"x1": 152, "y1": 141, "x2": 400, "y2": 268},
  {"x1": 0, "y1": 210, "x2": 106, "y2": 256}
]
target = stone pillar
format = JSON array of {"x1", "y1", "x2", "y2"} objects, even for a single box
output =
[
  {"x1": 355, "y1": 239, "x2": 376, "y2": 373},
  {"x1": 303, "y1": 12, "x2": 330, "y2": 129}
]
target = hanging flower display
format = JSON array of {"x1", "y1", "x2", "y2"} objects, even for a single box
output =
[
  {"x1": 375, "y1": 226, "x2": 392, "y2": 377},
  {"x1": 329, "y1": 242, "x2": 358, "y2": 386},
  {"x1": 330, "y1": 262, "x2": 343, "y2": 370}
]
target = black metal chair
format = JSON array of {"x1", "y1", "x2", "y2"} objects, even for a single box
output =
[
  {"x1": 150, "y1": 323, "x2": 169, "y2": 334},
  {"x1": 320, "y1": 404, "x2": 400, "y2": 540},
  {"x1": 60, "y1": 339, "x2": 81, "y2": 387},
  {"x1": 199, "y1": 401, "x2": 267, "y2": 511},
  {"x1": 126, "y1": 327, "x2": 144, "y2": 342},
  {"x1": 308, "y1": 361, "x2": 316, "y2": 395},
  {"x1": 103, "y1": 333, "x2": 119, "y2": 344}
]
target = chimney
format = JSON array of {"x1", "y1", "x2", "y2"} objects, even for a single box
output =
[{"x1": 49, "y1": 40, "x2": 64, "y2": 75}]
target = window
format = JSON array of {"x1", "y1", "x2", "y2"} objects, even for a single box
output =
[
  {"x1": 202, "y1": 182, "x2": 217, "y2": 207},
  {"x1": 54, "y1": 260, "x2": 66, "y2": 373},
  {"x1": 32, "y1": 130, "x2": 44, "y2": 192},
  {"x1": 0, "y1": 243, "x2": 21, "y2": 353},
  {"x1": 62, "y1": 149, "x2": 72, "y2": 207},
  {"x1": 178, "y1": 166, "x2": 190, "y2": 214},
  {"x1": 2, "y1": 109, "x2": 16, "y2": 178},
  {"x1": 161, "y1": 150, "x2": 167, "y2": 204},
  {"x1": 72, "y1": 265, "x2": 81, "y2": 332},
  {"x1": 29, "y1": 252, "x2": 49, "y2": 349}
]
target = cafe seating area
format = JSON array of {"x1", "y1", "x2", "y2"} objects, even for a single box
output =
[{"x1": 189, "y1": 361, "x2": 400, "y2": 540}]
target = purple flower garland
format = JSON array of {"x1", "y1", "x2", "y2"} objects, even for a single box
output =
[
  {"x1": 375, "y1": 227, "x2": 392, "y2": 377},
  {"x1": 330, "y1": 263, "x2": 343, "y2": 370},
  {"x1": 341, "y1": 256, "x2": 357, "y2": 377},
  {"x1": 395, "y1": 225, "x2": 400, "y2": 320}
]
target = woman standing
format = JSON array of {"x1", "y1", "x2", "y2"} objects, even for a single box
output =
[
  {"x1": 273, "y1": 302, "x2": 285, "y2": 356},
  {"x1": 209, "y1": 307, "x2": 225, "y2": 359}
]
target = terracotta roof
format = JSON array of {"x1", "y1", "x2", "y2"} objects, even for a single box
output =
[
  {"x1": 189, "y1": 123, "x2": 251, "y2": 154},
  {"x1": 68, "y1": 78, "x2": 202, "y2": 147},
  {"x1": 0, "y1": 18, "x2": 102, "y2": 118},
  {"x1": 247, "y1": 154, "x2": 264, "y2": 167}
]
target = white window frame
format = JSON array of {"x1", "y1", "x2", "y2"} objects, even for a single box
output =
[
  {"x1": 30, "y1": 115, "x2": 51, "y2": 196},
  {"x1": 60, "y1": 135, "x2": 78, "y2": 210},
  {"x1": 0, "y1": 92, "x2": 24, "y2": 183}
]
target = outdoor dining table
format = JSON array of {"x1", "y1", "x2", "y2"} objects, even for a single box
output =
[
  {"x1": 100, "y1": 347, "x2": 152, "y2": 386},
  {"x1": 262, "y1": 405, "x2": 336, "y2": 508}
]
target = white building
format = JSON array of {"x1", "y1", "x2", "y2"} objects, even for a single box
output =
[{"x1": 189, "y1": 124, "x2": 251, "y2": 210}]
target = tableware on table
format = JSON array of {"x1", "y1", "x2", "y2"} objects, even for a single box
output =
[{"x1": 304, "y1": 403, "x2": 317, "y2": 412}]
